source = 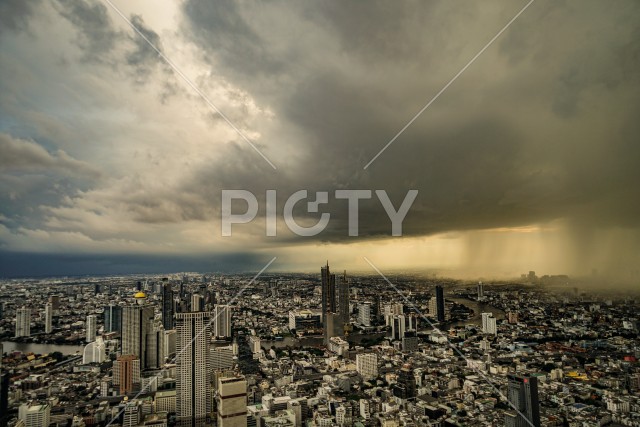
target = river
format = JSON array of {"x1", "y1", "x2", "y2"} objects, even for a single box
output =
[{"x1": 1, "y1": 341, "x2": 84, "y2": 355}]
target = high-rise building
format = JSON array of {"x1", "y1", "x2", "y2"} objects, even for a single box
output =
[
  {"x1": 44, "y1": 303, "x2": 53, "y2": 334},
  {"x1": 176, "y1": 311, "x2": 213, "y2": 425},
  {"x1": 191, "y1": 294, "x2": 205, "y2": 312},
  {"x1": 18, "y1": 403, "x2": 51, "y2": 427},
  {"x1": 217, "y1": 376, "x2": 247, "y2": 427},
  {"x1": 393, "y1": 363, "x2": 417, "y2": 400},
  {"x1": 0, "y1": 372, "x2": 9, "y2": 418},
  {"x1": 211, "y1": 345, "x2": 235, "y2": 371},
  {"x1": 477, "y1": 282, "x2": 484, "y2": 300},
  {"x1": 86, "y1": 314, "x2": 97, "y2": 342},
  {"x1": 121, "y1": 293, "x2": 154, "y2": 370},
  {"x1": 162, "y1": 281, "x2": 174, "y2": 330},
  {"x1": 15, "y1": 307, "x2": 31, "y2": 338},
  {"x1": 48, "y1": 295, "x2": 61, "y2": 311},
  {"x1": 391, "y1": 315, "x2": 407, "y2": 341},
  {"x1": 113, "y1": 354, "x2": 141, "y2": 395},
  {"x1": 337, "y1": 271, "x2": 349, "y2": 324},
  {"x1": 435, "y1": 286, "x2": 445, "y2": 323},
  {"x1": 104, "y1": 304, "x2": 122, "y2": 334},
  {"x1": 146, "y1": 325, "x2": 165, "y2": 369},
  {"x1": 504, "y1": 374, "x2": 541, "y2": 427},
  {"x1": 214, "y1": 304, "x2": 232, "y2": 338},
  {"x1": 482, "y1": 313, "x2": 497, "y2": 335},
  {"x1": 322, "y1": 262, "x2": 343, "y2": 344},
  {"x1": 358, "y1": 302, "x2": 373, "y2": 327},
  {"x1": 356, "y1": 353, "x2": 378, "y2": 381}
]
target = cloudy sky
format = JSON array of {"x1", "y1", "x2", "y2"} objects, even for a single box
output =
[{"x1": 1, "y1": 0, "x2": 639, "y2": 279}]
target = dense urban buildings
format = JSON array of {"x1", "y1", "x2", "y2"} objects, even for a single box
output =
[{"x1": 0, "y1": 267, "x2": 638, "y2": 427}]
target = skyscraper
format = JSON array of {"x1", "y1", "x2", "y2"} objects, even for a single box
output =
[
  {"x1": 393, "y1": 363, "x2": 417, "y2": 400},
  {"x1": 86, "y1": 314, "x2": 97, "y2": 342},
  {"x1": 477, "y1": 281, "x2": 484, "y2": 300},
  {"x1": 104, "y1": 304, "x2": 123, "y2": 334},
  {"x1": 162, "y1": 281, "x2": 174, "y2": 330},
  {"x1": 505, "y1": 374, "x2": 541, "y2": 427},
  {"x1": 337, "y1": 271, "x2": 349, "y2": 324},
  {"x1": 321, "y1": 262, "x2": 343, "y2": 344},
  {"x1": 15, "y1": 307, "x2": 31, "y2": 338},
  {"x1": 482, "y1": 312, "x2": 497, "y2": 335},
  {"x1": 176, "y1": 311, "x2": 213, "y2": 426},
  {"x1": 44, "y1": 303, "x2": 53, "y2": 334},
  {"x1": 214, "y1": 304, "x2": 232, "y2": 338},
  {"x1": 146, "y1": 324, "x2": 165, "y2": 369},
  {"x1": 217, "y1": 376, "x2": 247, "y2": 427},
  {"x1": 121, "y1": 293, "x2": 154, "y2": 370},
  {"x1": 435, "y1": 285, "x2": 445, "y2": 323}
]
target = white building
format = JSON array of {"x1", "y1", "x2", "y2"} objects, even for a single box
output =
[
  {"x1": 44, "y1": 303, "x2": 53, "y2": 334},
  {"x1": 358, "y1": 302, "x2": 373, "y2": 327},
  {"x1": 328, "y1": 336, "x2": 349, "y2": 356},
  {"x1": 83, "y1": 337, "x2": 106, "y2": 364},
  {"x1": 86, "y1": 315, "x2": 97, "y2": 342},
  {"x1": 19, "y1": 403, "x2": 50, "y2": 427},
  {"x1": 356, "y1": 353, "x2": 378, "y2": 380},
  {"x1": 481, "y1": 313, "x2": 497, "y2": 335},
  {"x1": 217, "y1": 376, "x2": 247, "y2": 427},
  {"x1": 15, "y1": 307, "x2": 31, "y2": 338}
]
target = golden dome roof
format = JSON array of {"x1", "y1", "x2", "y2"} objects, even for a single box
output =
[{"x1": 134, "y1": 291, "x2": 147, "y2": 298}]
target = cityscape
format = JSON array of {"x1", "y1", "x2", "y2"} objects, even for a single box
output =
[
  {"x1": 1, "y1": 265, "x2": 639, "y2": 426},
  {"x1": 2, "y1": 1, "x2": 640, "y2": 427}
]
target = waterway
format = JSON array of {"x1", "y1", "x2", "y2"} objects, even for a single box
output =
[{"x1": 1, "y1": 341, "x2": 84, "y2": 355}]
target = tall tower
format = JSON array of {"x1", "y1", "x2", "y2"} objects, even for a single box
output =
[
  {"x1": 176, "y1": 311, "x2": 213, "y2": 426},
  {"x1": 162, "y1": 280, "x2": 174, "y2": 330},
  {"x1": 217, "y1": 376, "x2": 247, "y2": 427},
  {"x1": 15, "y1": 307, "x2": 31, "y2": 338},
  {"x1": 44, "y1": 303, "x2": 53, "y2": 334},
  {"x1": 321, "y1": 262, "x2": 342, "y2": 344},
  {"x1": 504, "y1": 374, "x2": 541, "y2": 427},
  {"x1": 86, "y1": 315, "x2": 97, "y2": 342},
  {"x1": 104, "y1": 304, "x2": 122, "y2": 334},
  {"x1": 121, "y1": 292, "x2": 154, "y2": 369},
  {"x1": 214, "y1": 304, "x2": 232, "y2": 338},
  {"x1": 337, "y1": 271, "x2": 349, "y2": 325},
  {"x1": 435, "y1": 286, "x2": 445, "y2": 323}
]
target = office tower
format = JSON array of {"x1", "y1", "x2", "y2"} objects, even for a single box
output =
[
  {"x1": 435, "y1": 285, "x2": 445, "y2": 323},
  {"x1": 356, "y1": 353, "x2": 378, "y2": 381},
  {"x1": 113, "y1": 355, "x2": 141, "y2": 395},
  {"x1": 0, "y1": 302, "x2": 4, "y2": 320},
  {"x1": 402, "y1": 330, "x2": 419, "y2": 352},
  {"x1": 136, "y1": 281, "x2": 142, "y2": 291},
  {"x1": 393, "y1": 363, "x2": 417, "y2": 400},
  {"x1": 321, "y1": 262, "x2": 343, "y2": 344},
  {"x1": 217, "y1": 376, "x2": 247, "y2": 427},
  {"x1": 358, "y1": 302, "x2": 373, "y2": 327},
  {"x1": 391, "y1": 315, "x2": 407, "y2": 341},
  {"x1": 121, "y1": 293, "x2": 154, "y2": 369},
  {"x1": 86, "y1": 314, "x2": 97, "y2": 342},
  {"x1": 176, "y1": 311, "x2": 213, "y2": 425},
  {"x1": 146, "y1": 325, "x2": 165, "y2": 369},
  {"x1": 18, "y1": 403, "x2": 51, "y2": 427},
  {"x1": 48, "y1": 295, "x2": 61, "y2": 311},
  {"x1": 44, "y1": 303, "x2": 53, "y2": 334},
  {"x1": 337, "y1": 271, "x2": 349, "y2": 324},
  {"x1": 104, "y1": 304, "x2": 123, "y2": 334},
  {"x1": 505, "y1": 374, "x2": 541, "y2": 427},
  {"x1": 94, "y1": 283, "x2": 101, "y2": 295},
  {"x1": 482, "y1": 313, "x2": 497, "y2": 335},
  {"x1": 211, "y1": 345, "x2": 235, "y2": 370},
  {"x1": 477, "y1": 282, "x2": 484, "y2": 300},
  {"x1": 164, "y1": 329, "x2": 177, "y2": 358},
  {"x1": 15, "y1": 307, "x2": 31, "y2": 338},
  {"x1": 162, "y1": 281, "x2": 174, "y2": 330},
  {"x1": 191, "y1": 294, "x2": 205, "y2": 312},
  {"x1": 214, "y1": 304, "x2": 232, "y2": 338}
]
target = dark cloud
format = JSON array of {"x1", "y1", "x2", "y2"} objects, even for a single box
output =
[{"x1": 0, "y1": 0, "x2": 42, "y2": 36}]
